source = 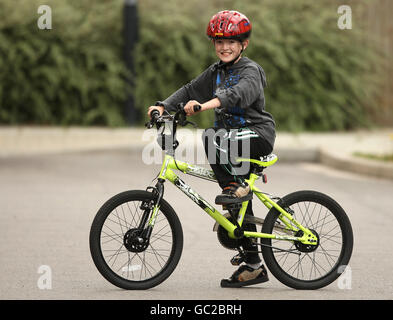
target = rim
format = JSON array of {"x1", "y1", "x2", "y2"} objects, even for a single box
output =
[
  {"x1": 99, "y1": 199, "x2": 174, "y2": 282},
  {"x1": 269, "y1": 200, "x2": 344, "y2": 282}
]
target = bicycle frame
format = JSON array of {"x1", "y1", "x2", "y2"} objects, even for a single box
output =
[{"x1": 149, "y1": 154, "x2": 318, "y2": 246}]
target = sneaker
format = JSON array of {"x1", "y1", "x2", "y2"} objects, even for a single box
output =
[
  {"x1": 215, "y1": 182, "x2": 252, "y2": 205},
  {"x1": 220, "y1": 264, "x2": 269, "y2": 288}
]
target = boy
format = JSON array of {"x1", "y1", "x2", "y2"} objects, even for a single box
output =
[{"x1": 147, "y1": 10, "x2": 275, "y2": 287}]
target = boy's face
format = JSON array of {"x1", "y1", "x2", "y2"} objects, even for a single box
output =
[{"x1": 213, "y1": 39, "x2": 249, "y2": 63}]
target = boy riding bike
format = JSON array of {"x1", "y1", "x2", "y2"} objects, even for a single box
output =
[{"x1": 148, "y1": 10, "x2": 276, "y2": 288}]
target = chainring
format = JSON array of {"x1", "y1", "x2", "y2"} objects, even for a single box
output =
[{"x1": 216, "y1": 215, "x2": 257, "y2": 250}]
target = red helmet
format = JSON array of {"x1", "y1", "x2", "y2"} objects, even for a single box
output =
[{"x1": 206, "y1": 10, "x2": 252, "y2": 41}]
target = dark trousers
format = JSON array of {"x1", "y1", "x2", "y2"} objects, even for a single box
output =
[{"x1": 202, "y1": 127, "x2": 273, "y2": 264}]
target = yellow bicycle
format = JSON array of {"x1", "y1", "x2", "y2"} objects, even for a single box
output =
[{"x1": 89, "y1": 104, "x2": 353, "y2": 290}]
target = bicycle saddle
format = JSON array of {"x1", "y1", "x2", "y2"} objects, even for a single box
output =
[{"x1": 235, "y1": 153, "x2": 278, "y2": 168}]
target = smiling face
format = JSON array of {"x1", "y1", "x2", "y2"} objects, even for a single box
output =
[{"x1": 213, "y1": 39, "x2": 249, "y2": 64}]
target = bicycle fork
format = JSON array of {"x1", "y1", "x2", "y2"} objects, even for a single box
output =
[{"x1": 134, "y1": 179, "x2": 165, "y2": 244}]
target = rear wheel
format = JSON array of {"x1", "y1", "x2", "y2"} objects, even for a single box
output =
[
  {"x1": 89, "y1": 190, "x2": 183, "y2": 290},
  {"x1": 261, "y1": 190, "x2": 353, "y2": 289}
]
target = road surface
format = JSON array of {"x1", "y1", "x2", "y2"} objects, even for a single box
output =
[{"x1": 0, "y1": 148, "x2": 392, "y2": 300}]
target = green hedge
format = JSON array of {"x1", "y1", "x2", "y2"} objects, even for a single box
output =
[
  {"x1": 0, "y1": 0, "x2": 384, "y2": 130},
  {"x1": 0, "y1": 0, "x2": 128, "y2": 126}
]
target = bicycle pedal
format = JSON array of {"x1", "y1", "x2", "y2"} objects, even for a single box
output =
[{"x1": 230, "y1": 254, "x2": 244, "y2": 266}]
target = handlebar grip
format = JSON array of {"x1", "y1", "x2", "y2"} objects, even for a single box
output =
[
  {"x1": 150, "y1": 109, "x2": 160, "y2": 119},
  {"x1": 193, "y1": 105, "x2": 202, "y2": 112}
]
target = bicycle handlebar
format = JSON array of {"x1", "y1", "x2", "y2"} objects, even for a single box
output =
[
  {"x1": 146, "y1": 103, "x2": 201, "y2": 129},
  {"x1": 193, "y1": 104, "x2": 202, "y2": 112}
]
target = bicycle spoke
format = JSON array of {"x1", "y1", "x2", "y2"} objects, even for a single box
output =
[
  {"x1": 105, "y1": 216, "x2": 128, "y2": 231},
  {"x1": 109, "y1": 243, "x2": 125, "y2": 267},
  {"x1": 101, "y1": 228, "x2": 124, "y2": 246},
  {"x1": 114, "y1": 208, "x2": 126, "y2": 236},
  {"x1": 148, "y1": 244, "x2": 166, "y2": 268}
]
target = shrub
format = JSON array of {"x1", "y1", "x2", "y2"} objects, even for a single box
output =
[{"x1": 0, "y1": 0, "x2": 128, "y2": 126}]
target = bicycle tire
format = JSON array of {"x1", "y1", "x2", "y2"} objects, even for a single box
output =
[
  {"x1": 261, "y1": 190, "x2": 353, "y2": 290},
  {"x1": 89, "y1": 190, "x2": 183, "y2": 290}
]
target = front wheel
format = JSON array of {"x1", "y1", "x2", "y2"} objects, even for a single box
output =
[
  {"x1": 261, "y1": 190, "x2": 353, "y2": 290},
  {"x1": 89, "y1": 190, "x2": 183, "y2": 290}
]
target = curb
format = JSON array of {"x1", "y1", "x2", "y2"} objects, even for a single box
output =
[
  {"x1": 0, "y1": 127, "x2": 146, "y2": 158},
  {"x1": 319, "y1": 148, "x2": 393, "y2": 181},
  {"x1": 0, "y1": 126, "x2": 392, "y2": 181}
]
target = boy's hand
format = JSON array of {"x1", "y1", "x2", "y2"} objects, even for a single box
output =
[
  {"x1": 184, "y1": 100, "x2": 202, "y2": 116},
  {"x1": 147, "y1": 106, "x2": 164, "y2": 118}
]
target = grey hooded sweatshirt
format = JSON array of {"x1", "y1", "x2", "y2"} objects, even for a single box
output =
[{"x1": 155, "y1": 57, "x2": 276, "y2": 149}]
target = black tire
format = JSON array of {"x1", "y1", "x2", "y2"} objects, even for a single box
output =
[
  {"x1": 261, "y1": 190, "x2": 353, "y2": 290},
  {"x1": 89, "y1": 190, "x2": 183, "y2": 290}
]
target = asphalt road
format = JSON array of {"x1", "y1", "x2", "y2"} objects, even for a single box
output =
[{"x1": 1, "y1": 148, "x2": 392, "y2": 300}]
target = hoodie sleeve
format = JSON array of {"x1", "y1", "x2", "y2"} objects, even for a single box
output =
[
  {"x1": 155, "y1": 67, "x2": 213, "y2": 112},
  {"x1": 214, "y1": 65, "x2": 265, "y2": 110}
]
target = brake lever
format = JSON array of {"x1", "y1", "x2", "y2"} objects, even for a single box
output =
[
  {"x1": 186, "y1": 120, "x2": 198, "y2": 128},
  {"x1": 175, "y1": 103, "x2": 201, "y2": 127},
  {"x1": 216, "y1": 107, "x2": 232, "y2": 119},
  {"x1": 145, "y1": 120, "x2": 154, "y2": 129},
  {"x1": 145, "y1": 109, "x2": 164, "y2": 129},
  {"x1": 176, "y1": 112, "x2": 198, "y2": 128},
  {"x1": 183, "y1": 120, "x2": 198, "y2": 128}
]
